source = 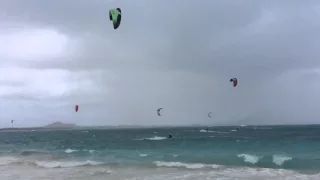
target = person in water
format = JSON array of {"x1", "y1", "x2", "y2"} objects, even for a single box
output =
[{"x1": 168, "y1": 134, "x2": 173, "y2": 138}]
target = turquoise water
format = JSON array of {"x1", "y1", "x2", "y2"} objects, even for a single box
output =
[{"x1": 1, "y1": 125, "x2": 320, "y2": 179}]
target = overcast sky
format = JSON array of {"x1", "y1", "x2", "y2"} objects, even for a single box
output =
[{"x1": 1, "y1": 0, "x2": 320, "y2": 127}]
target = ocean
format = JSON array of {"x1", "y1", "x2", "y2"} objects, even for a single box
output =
[{"x1": 0, "y1": 125, "x2": 320, "y2": 180}]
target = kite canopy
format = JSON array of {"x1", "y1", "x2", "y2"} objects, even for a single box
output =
[
  {"x1": 109, "y1": 8, "x2": 122, "y2": 29},
  {"x1": 208, "y1": 112, "x2": 212, "y2": 118},
  {"x1": 75, "y1": 105, "x2": 79, "y2": 112},
  {"x1": 157, "y1": 108, "x2": 163, "y2": 116},
  {"x1": 230, "y1": 78, "x2": 238, "y2": 87}
]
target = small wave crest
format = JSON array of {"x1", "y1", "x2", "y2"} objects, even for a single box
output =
[
  {"x1": 65, "y1": 149, "x2": 79, "y2": 153},
  {"x1": 34, "y1": 160, "x2": 104, "y2": 168},
  {"x1": 200, "y1": 129, "x2": 215, "y2": 133},
  {"x1": 89, "y1": 169, "x2": 113, "y2": 176},
  {"x1": 273, "y1": 155, "x2": 292, "y2": 166},
  {"x1": 0, "y1": 157, "x2": 19, "y2": 166},
  {"x1": 154, "y1": 161, "x2": 220, "y2": 169},
  {"x1": 134, "y1": 136, "x2": 167, "y2": 141},
  {"x1": 0, "y1": 156, "x2": 104, "y2": 169},
  {"x1": 140, "y1": 154, "x2": 148, "y2": 157},
  {"x1": 20, "y1": 149, "x2": 50, "y2": 156},
  {"x1": 238, "y1": 154, "x2": 262, "y2": 164},
  {"x1": 65, "y1": 149, "x2": 95, "y2": 154}
]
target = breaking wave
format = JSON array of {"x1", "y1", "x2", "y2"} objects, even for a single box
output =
[
  {"x1": 273, "y1": 155, "x2": 292, "y2": 166},
  {"x1": 153, "y1": 161, "x2": 220, "y2": 169},
  {"x1": 134, "y1": 136, "x2": 167, "y2": 141},
  {"x1": 34, "y1": 160, "x2": 104, "y2": 168},
  {"x1": 237, "y1": 154, "x2": 263, "y2": 164}
]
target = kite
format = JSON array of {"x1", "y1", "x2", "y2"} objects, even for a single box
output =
[
  {"x1": 157, "y1": 108, "x2": 163, "y2": 116},
  {"x1": 230, "y1": 78, "x2": 238, "y2": 87},
  {"x1": 75, "y1": 105, "x2": 79, "y2": 112},
  {"x1": 109, "y1": 8, "x2": 122, "y2": 29}
]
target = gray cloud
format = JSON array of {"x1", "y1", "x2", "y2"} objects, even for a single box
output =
[{"x1": 1, "y1": 0, "x2": 320, "y2": 127}]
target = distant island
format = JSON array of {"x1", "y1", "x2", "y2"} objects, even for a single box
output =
[
  {"x1": 0, "y1": 122, "x2": 207, "y2": 132},
  {"x1": 0, "y1": 121, "x2": 77, "y2": 131},
  {"x1": 43, "y1": 121, "x2": 77, "y2": 129},
  {"x1": 0, "y1": 122, "x2": 155, "y2": 131}
]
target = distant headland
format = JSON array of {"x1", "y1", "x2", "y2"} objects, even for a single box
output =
[
  {"x1": 0, "y1": 121, "x2": 77, "y2": 131},
  {"x1": 0, "y1": 122, "x2": 154, "y2": 131}
]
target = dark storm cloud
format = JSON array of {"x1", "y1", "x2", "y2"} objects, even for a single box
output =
[{"x1": 1, "y1": 0, "x2": 320, "y2": 126}]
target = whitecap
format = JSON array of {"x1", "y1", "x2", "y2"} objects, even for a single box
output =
[
  {"x1": 65, "y1": 149, "x2": 78, "y2": 153},
  {"x1": 89, "y1": 169, "x2": 112, "y2": 176},
  {"x1": 154, "y1": 161, "x2": 220, "y2": 169},
  {"x1": 217, "y1": 131, "x2": 229, "y2": 134},
  {"x1": 134, "y1": 136, "x2": 167, "y2": 141},
  {"x1": 140, "y1": 154, "x2": 148, "y2": 157},
  {"x1": 200, "y1": 129, "x2": 215, "y2": 132},
  {"x1": 0, "y1": 157, "x2": 19, "y2": 166},
  {"x1": 237, "y1": 154, "x2": 262, "y2": 164},
  {"x1": 82, "y1": 149, "x2": 95, "y2": 153},
  {"x1": 273, "y1": 155, "x2": 292, "y2": 166},
  {"x1": 34, "y1": 160, "x2": 103, "y2": 168}
]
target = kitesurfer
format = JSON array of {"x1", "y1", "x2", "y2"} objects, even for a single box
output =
[{"x1": 168, "y1": 134, "x2": 173, "y2": 138}]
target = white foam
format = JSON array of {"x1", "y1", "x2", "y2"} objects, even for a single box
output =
[
  {"x1": 203, "y1": 167, "x2": 320, "y2": 180},
  {"x1": 35, "y1": 160, "x2": 103, "y2": 168},
  {"x1": 0, "y1": 157, "x2": 18, "y2": 166},
  {"x1": 89, "y1": 169, "x2": 113, "y2": 176},
  {"x1": 200, "y1": 129, "x2": 215, "y2": 132},
  {"x1": 65, "y1": 149, "x2": 78, "y2": 153},
  {"x1": 273, "y1": 155, "x2": 292, "y2": 166},
  {"x1": 238, "y1": 154, "x2": 262, "y2": 164},
  {"x1": 82, "y1": 149, "x2": 95, "y2": 153},
  {"x1": 134, "y1": 136, "x2": 167, "y2": 141},
  {"x1": 217, "y1": 131, "x2": 229, "y2": 134},
  {"x1": 154, "y1": 161, "x2": 220, "y2": 169},
  {"x1": 140, "y1": 154, "x2": 148, "y2": 157}
]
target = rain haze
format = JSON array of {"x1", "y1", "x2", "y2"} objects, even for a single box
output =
[{"x1": 1, "y1": 0, "x2": 320, "y2": 127}]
